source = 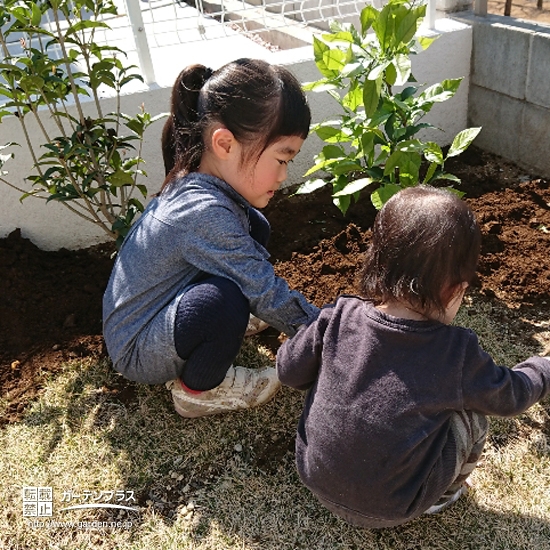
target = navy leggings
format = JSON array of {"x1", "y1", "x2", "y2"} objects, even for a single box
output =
[{"x1": 174, "y1": 208, "x2": 270, "y2": 391}]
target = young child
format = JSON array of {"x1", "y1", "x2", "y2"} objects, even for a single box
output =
[
  {"x1": 276, "y1": 185, "x2": 550, "y2": 528},
  {"x1": 103, "y1": 58, "x2": 320, "y2": 418}
]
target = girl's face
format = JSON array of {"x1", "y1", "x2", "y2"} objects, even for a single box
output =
[
  {"x1": 199, "y1": 129, "x2": 304, "y2": 208},
  {"x1": 231, "y1": 135, "x2": 305, "y2": 208},
  {"x1": 200, "y1": 130, "x2": 304, "y2": 209}
]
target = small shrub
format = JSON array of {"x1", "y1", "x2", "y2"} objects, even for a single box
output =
[
  {"x1": 299, "y1": 0, "x2": 481, "y2": 213},
  {"x1": 0, "y1": 0, "x2": 165, "y2": 246}
]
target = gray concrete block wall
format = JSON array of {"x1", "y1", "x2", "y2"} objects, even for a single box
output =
[
  {"x1": 521, "y1": 103, "x2": 550, "y2": 171},
  {"x1": 471, "y1": 21, "x2": 532, "y2": 100},
  {"x1": 459, "y1": 13, "x2": 550, "y2": 178},
  {"x1": 468, "y1": 86, "x2": 523, "y2": 164},
  {"x1": 528, "y1": 33, "x2": 550, "y2": 107}
]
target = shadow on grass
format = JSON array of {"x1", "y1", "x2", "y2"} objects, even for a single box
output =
[
  {"x1": 19, "y1": 386, "x2": 550, "y2": 549},
  {"x1": 7, "y1": 292, "x2": 550, "y2": 550}
]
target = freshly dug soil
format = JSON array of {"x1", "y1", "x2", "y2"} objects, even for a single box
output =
[{"x1": 1, "y1": 146, "x2": 549, "y2": 423}]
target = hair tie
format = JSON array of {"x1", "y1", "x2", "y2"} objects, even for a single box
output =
[{"x1": 203, "y1": 67, "x2": 214, "y2": 81}]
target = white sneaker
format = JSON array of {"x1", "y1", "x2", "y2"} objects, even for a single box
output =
[
  {"x1": 424, "y1": 484, "x2": 468, "y2": 515},
  {"x1": 245, "y1": 315, "x2": 270, "y2": 337},
  {"x1": 166, "y1": 365, "x2": 280, "y2": 418}
]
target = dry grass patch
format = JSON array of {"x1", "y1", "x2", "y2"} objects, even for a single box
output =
[{"x1": 1, "y1": 296, "x2": 549, "y2": 549}]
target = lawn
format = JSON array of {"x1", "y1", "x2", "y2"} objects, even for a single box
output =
[{"x1": 1, "y1": 296, "x2": 549, "y2": 550}]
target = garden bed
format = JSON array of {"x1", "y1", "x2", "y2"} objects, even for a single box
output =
[{"x1": 1, "y1": 146, "x2": 549, "y2": 424}]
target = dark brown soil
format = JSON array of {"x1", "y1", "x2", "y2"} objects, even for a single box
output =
[{"x1": 2, "y1": 146, "x2": 550, "y2": 424}]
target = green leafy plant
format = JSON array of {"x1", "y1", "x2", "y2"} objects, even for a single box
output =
[
  {"x1": 299, "y1": 0, "x2": 481, "y2": 213},
  {"x1": 0, "y1": 0, "x2": 165, "y2": 246}
]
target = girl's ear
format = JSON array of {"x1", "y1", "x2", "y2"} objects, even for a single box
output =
[{"x1": 210, "y1": 127, "x2": 236, "y2": 159}]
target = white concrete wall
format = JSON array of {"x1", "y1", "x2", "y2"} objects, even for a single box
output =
[{"x1": 0, "y1": 17, "x2": 473, "y2": 250}]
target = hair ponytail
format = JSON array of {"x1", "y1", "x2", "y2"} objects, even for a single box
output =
[{"x1": 161, "y1": 65, "x2": 213, "y2": 182}]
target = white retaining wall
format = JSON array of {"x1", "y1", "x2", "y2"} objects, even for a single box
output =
[{"x1": 0, "y1": 18, "x2": 472, "y2": 250}]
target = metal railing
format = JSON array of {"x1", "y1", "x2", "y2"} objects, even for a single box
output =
[
  {"x1": 124, "y1": 0, "x2": 437, "y2": 83},
  {"x1": 2, "y1": 0, "x2": 440, "y2": 86}
]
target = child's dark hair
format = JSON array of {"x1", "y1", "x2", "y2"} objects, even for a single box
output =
[
  {"x1": 161, "y1": 58, "x2": 311, "y2": 185},
  {"x1": 359, "y1": 185, "x2": 481, "y2": 316}
]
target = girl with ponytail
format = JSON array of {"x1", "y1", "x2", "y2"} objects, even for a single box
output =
[{"x1": 103, "y1": 58, "x2": 319, "y2": 418}]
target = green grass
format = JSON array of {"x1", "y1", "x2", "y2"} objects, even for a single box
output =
[{"x1": 1, "y1": 294, "x2": 549, "y2": 549}]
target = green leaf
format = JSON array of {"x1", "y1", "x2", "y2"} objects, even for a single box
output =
[
  {"x1": 323, "y1": 144, "x2": 347, "y2": 159},
  {"x1": 402, "y1": 123, "x2": 432, "y2": 140},
  {"x1": 127, "y1": 197, "x2": 145, "y2": 212},
  {"x1": 304, "y1": 157, "x2": 340, "y2": 177},
  {"x1": 66, "y1": 20, "x2": 110, "y2": 36},
  {"x1": 394, "y1": 8, "x2": 423, "y2": 45},
  {"x1": 333, "y1": 193, "x2": 351, "y2": 215},
  {"x1": 368, "y1": 60, "x2": 390, "y2": 81},
  {"x1": 384, "y1": 151, "x2": 421, "y2": 185},
  {"x1": 371, "y1": 183, "x2": 403, "y2": 210},
  {"x1": 423, "y1": 161, "x2": 438, "y2": 183},
  {"x1": 442, "y1": 186, "x2": 465, "y2": 198},
  {"x1": 397, "y1": 139, "x2": 424, "y2": 153},
  {"x1": 417, "y1": 35, "x2": 437, "y2": 51},
  {"x1": 447, "y1": 127, "x2": 482, "y2": 158},
  {"x1": 399, "y1": 86, "x2": 417, "y2": 101},
  {"x1": 332, "y1": 177, "x2": 373, "y2": 196},
  {"x1": 360, "y1": 5, "x2": 379, "y2": 36},
  {"x1": 19, "y1": 75, "x2": 45, "y2": 93},
  {"x1": 302, "y1": 79, "x2": 339, "y2": 92},
  {"x1": 418, "y1": 78, "x2": 462, "y2": 105},
  {"x1": 393, "y1": 54, "x2": 411, "y2": 86},
  {"x1": 31, "y1": 3, "x2": 42, "y2": 26},
  {"x1": 313, "y1": 37, "x2": 337, "y2": 78},
  {"x1": 373, "y1": 3, "x2": 395, "y2": 51},
  {"x1": 322, "y1": 47, "x2": 349, "y2": 72},
  {"x1": 434, "y1": 173, "x2": 462, "y2": 184},
  {"x1": 384, "y1": 113, "x2": 397, "y2": 142},
  {"x1": 108, "y1": 168, "x2": 134, "y2": 187},
  {"x1": 363, "y1": 76, "x2": 382, "y2": 117},
  {"x1": 294, "y1": 178, "x2": 328, "y2": 195},
  {"x1": 423, "y1": 142, "x2": 444, "y2": 164},
  {"x1": 331, "y1": 176, "x2": 353, "y2": 214},
  {"x1": 386, "y1": 62, "x2": 397, "y2": 86},
  {"x1": 322, "y1": 31, "x2": 355, "y2": 44},
  {"x1": 315, "y1": 126, "x2": 352, "y2": 143},
  {"x1": 342, "y1": 80, "x2": 363, "y2": 111},
  {"x1": 332, "y1": 160, "x2": 364, "y2": 175},
  {"x1": 304, "y1": 144, "x2": 345, "y2": 176}
]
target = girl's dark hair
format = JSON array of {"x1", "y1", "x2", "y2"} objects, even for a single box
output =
[
  {"x1": 161, "y1": 58, "x2": 311, "y2": 187},
  {"x1": 359, "y1": 185, "x2": 481, "y2": 316}
]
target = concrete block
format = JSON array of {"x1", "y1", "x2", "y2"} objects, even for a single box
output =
[
  {"x1": 519, "y1": 103, "x2": 550, "y2": 178},
  {"x1": 471, "y1": 21, "x2": 534, "y2": 100},
  {"x1": 468, "y1": 84, "x2": 524, "y2": 165},
  {"x1": 526, "y1": 30, "x2": 550, "y2": 109}
]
